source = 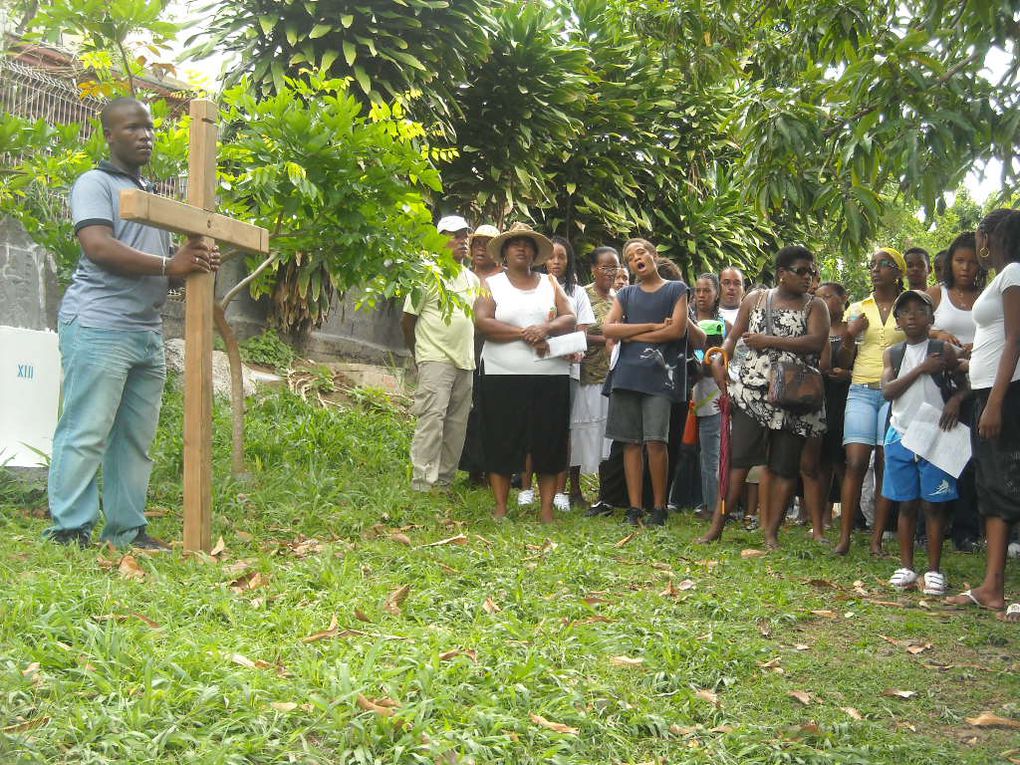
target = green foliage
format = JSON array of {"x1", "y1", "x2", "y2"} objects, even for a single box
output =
[
  {"x1": 0, "y1": 102, "x2": 187, "y2": 283},
  {"x1": 24, "y1": 0, "x2": 181, "y2": 96},
  {"x1": 239, "y1": 329, "x2": 296, "y2": 371},
  {"x1": 216, "y1": 71, "x2": 456, "y2": 332},
  {"x1": 1, "y1": 385, "x2": 1018, "y2": 763},
  {"x1": 440, "y1": 1, "x2": 588, "y2": 225},
  {"x1": 190, "y1": 0, "x2": 492, "y2": 134}
]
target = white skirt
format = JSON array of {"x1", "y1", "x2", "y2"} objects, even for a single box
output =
[{"x1": 570, "y1": 383, "x2": 611, "y2": 474}]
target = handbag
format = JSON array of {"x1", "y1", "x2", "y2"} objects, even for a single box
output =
[{"x1": 764, "y1": 289, "x2": 824, "y2": 413}]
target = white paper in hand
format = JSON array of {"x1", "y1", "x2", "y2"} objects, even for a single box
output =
[
  {"x1": 900, "y1": 401, "x2": 972, "y2": 479},
  {"x1": 536, "y1": 330, "x2": 588, "y2": 361}
]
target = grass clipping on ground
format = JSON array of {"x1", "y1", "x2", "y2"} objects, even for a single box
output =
[{"x1": 1, "y1": 385, "x2": 1018, "y2": 764}]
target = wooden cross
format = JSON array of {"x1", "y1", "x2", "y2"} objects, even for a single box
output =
[{"x1": 119, "y1": 99, "x2": 269, "y2": 553}]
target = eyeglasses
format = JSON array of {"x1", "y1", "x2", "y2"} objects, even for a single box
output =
[
  {"x1": 873, "y1": 259, "x2": 897, "y2": 270},
  {"x1": 786, "y1": 266, "x2": 818, "y2": 277}
]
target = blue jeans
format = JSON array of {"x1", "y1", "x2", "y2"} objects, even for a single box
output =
[
  {"x1": 842, "y1": 384, "x2": 890, "y2": 447},
  {"x1": 698, "y1": 413, "x2": 722, "y2": 512},
  {"x1": 46, "y1": 319, "x2": 166, "y2": 546}
]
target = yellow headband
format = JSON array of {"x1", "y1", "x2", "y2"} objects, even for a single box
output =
[{"x1": 875, "y1": 247, "x2": 906, "y2": 273}]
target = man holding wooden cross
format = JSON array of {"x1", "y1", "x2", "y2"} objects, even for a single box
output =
[{"x1": 45, "y1": 97, "x2": 220, "y2": 550}]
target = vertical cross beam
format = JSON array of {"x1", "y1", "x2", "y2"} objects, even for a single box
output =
[{"x1": 182, "y1": 99, "x2": 218, "y2": 552}]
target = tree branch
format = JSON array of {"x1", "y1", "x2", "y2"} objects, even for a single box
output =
[{"x1": 220, "y1": 251, "x2": 277, "y2": 308}]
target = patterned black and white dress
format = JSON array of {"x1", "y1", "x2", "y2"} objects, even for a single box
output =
[{"x1": 730, "y1": 290, "x2": 827, "y2": 438}]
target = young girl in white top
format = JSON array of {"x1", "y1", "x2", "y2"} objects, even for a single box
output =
[
  {"x1": 947, "y1": 209, "x2": 1020, "y2": 621},
  {"x1": 927, "y1": 232, "x2": 985, "y2": 350}
]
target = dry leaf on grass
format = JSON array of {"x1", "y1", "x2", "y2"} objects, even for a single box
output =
[
  {"x1": 740, "y1": 548, "x2": 767, "y2": 559},
  {"x1": 842, "y1": 707, "x2": 863, "y2": 720},
  {"x1": 564, "y1": 615, "x2": 613, "y2": 627},
  {"x1": 389, "y1": 533, "x2": 412, "y2": 546},
  {"x1": 793, "y1": 644, "x2": 810, "y2": 651},
  {"x1": 354, "y1": 608, "x2": 373, "y2": 623},
  {"x1": 525, "y1": 539, "x2": 559, "y2": 553},
  {"x1": 210, "y1": 536, "x2": 227, "y2": 558},
  {"x1": 228, "y1": 570, "x2": 268, "y2": 594},
  {"x1": 235, "y1": 530, "x2": 253, "y2": 542},
  {"x1": 474, "y1": 534, "x2": 494, "y2": 547},
  {"x1": 356, "y1": 694, "x2": 399, "y2": 717},
  {"x1": 482, "y1": 596, "x2": 501, "y2": 614},
  {"x1": 582, "y1": 596, "x2": 608, "y2": 606},
  {"x1": 809, "y1": 609, "x2": 838, "y2": 619},
  {"x1": 118, "y1": 554, "x2": 145, "y2": 580},
  {"x1": 384, "y1": 585, "x2": 410, "y2": 615},
  {"x1": 2, "y1": 716, "x2": 50, "y2": 734},
  {"x1": 905, "y1": 642, "x2": 932, "y2": 655},
  {"x1": 529, "y1": 713, "x2": 579, "y2": 735},
  {"x1": 229, "y1": 652, "x2": 257, "y2": 669},
  {"x1": 614, "y1": 532, "x2": 637, "y2": 548},
  {"x1": 758, "y1": 657, "x2": 782, "y2": 669},
  {"x1": 965, "y1": 712, "x2": 1020, "y2": 729},
  {"x1": 422, "y1": 534, "x2": 468, "y2": 547},
  {"x1": 301, "y1": 615, "x2": 339, "y2": 643},
  {"x1": 439, "y1": 649, "x2": 478, "y2": 662},
  {"x1": 660, "y1": 580, "x2": 680, "y2": 598},
  {"x1": 269, "y1": 701, "x2": 298, "y2": 712},
  {"x1": 882, "y1": 689, "x2": 917, "y2": 699},
  {"x1": 695, "y1": 689, "x2": 720, "y2": 706},
  {"x1": 609, "y1": 656, "x2": 644, "y2": 667},
  {"x1": 676, "y1": 579, "x2": 696, "y2": 591},
  {"x1": 789, "y1": 691, "x2": 814, "y2": 705},
  {"x1": 866, "y1": 599, "x2": 906, "y2": 608},
  {"x1": 670, "y1": 724, "x2": 700, "y2": 736}
]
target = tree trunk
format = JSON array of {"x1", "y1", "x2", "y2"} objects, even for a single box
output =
[{"x1": 213, "y1": 303, "x2": 245, "y2": 476}]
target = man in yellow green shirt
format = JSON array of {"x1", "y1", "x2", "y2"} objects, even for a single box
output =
[{"x1": 402, "y1": 215, "x2": 481, "y2": 491}]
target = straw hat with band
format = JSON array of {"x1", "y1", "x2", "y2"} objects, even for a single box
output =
[
  {"x1": 470, "y1": 224, "x2": 500, "y2": 243},
  {"x1": 486, "y1": 222, "x2": 554, "y2": 267},
  {"x1": 875, "y1": 246, "x2": 906, "y2": 274}
]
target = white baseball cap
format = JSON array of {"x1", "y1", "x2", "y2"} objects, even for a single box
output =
[{"x1": 437, "y1": 215, "x2": 470, "y2": 234}]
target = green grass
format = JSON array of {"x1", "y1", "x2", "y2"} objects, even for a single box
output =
[{"x1": 1, "y1": 384, "x2": 1018, "y2": 764}]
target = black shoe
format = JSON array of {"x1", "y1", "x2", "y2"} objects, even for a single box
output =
[
  {"x1": 647, "y1": 507, "x2": 668, "y2": 526},
  {"x1": 132, "y1": 532, "x2": 171, "y2": 552},
  {"x1": 584, "y1": 501, "x2": 614, "y2": 518},
  {"x1": 625, "y1": 507, "x2": 645, "y2": 526},
  {"x1": 49, "y1": 528, "x2": 92, "y2": 548}
]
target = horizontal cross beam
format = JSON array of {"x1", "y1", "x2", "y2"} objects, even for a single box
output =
[{"x1": 119, "y1": 189, "x2": 270, "y2": 254}]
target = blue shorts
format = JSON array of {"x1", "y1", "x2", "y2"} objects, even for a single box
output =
[
  {"x1": 882, "y1": 428, "x2": 957, "y2": 504},
  {"x1": 843, "y1": 384, "x2": 891, "y2": 447}
]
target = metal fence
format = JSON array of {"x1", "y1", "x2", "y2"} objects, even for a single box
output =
[{"x1": 0, "y1": 52, "x2": 187, "y2": 199}]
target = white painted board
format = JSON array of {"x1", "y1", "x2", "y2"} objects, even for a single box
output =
[{"x1": 0, "y1": 325, "x2": 60, "y2": 467}]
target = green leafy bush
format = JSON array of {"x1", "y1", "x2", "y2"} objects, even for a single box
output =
[{"x1": 239, "y1": 329, "x2": 295, "y2": 371}]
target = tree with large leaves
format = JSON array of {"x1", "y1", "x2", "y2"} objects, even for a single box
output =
[{"x1": 189, "y1": 0, "x2": 492, "y2": 135}]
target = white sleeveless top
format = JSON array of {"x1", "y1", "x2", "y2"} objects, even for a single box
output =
[
  {"x1": 481, "y1": 272, "x2": 570, "y2": 376},
  {"x1": 932, "y1": 285, "x2": 976, "y2": 346}
]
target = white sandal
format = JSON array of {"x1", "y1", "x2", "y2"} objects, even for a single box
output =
[
  {"x1": 889, "y1": 568, "x2": 918, "y2": 590},
  {"x1": 921, "y1": 571, "x2": 947, "y2": 596}
]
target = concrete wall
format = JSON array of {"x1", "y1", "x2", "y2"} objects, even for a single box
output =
[{"x1": 0, "y1": 216, "x2": 407, "y2": 364}]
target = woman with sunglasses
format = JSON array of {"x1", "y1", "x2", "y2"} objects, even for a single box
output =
[
  {"x1": 834, "y1": 248, "x2": 907, "y2": 555},
  {"x1": 699, "y1": 246, "x2": 829, "y2": 548}
]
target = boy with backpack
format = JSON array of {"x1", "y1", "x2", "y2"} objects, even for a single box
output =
[{"x1": 881, "y1": 290, "x2": 969, "y2": 596}]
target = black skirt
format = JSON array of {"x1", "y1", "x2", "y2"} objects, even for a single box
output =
[{"x1": 972, "y1": 379, "x2": 1020, "y2": 524}]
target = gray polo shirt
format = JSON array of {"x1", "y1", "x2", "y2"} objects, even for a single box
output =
[{"x1": 59, "y1": 161, "x2": 171, "y2": 332}]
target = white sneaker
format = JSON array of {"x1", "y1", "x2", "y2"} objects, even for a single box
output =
[
  {"x1": 553, "y1": 493, "x2": 571, "y2": 512},
  {"x1": 517, "y1": 489, "x2": 535, "y2": 507},
  {"x1": 1008, "y1": 542, "x2": 1020, "y2": 559},
  {"x1": 921, "y1": 570, "x2": 947, "y2": 596},
  {"x1": 889, "y1": 568, "x2": 918, "y2": 590}
]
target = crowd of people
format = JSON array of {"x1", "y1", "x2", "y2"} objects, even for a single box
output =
[
  {"x1": 404, "y1": 215, "x2": 1020, "y2": 623},
  {"x1": 41, "y1": 97, "x2": 1017, "y2": 623}
]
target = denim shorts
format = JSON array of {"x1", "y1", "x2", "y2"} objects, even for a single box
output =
[
  {"x1": 842, "y1": 384, "x2": 890, "y2": 447},
  {"x1": 605, "y1": 389, "x2": 672, "y2": 443}
]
